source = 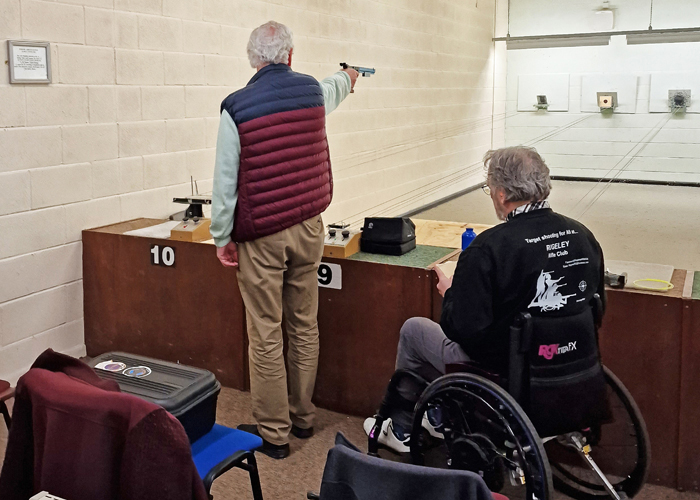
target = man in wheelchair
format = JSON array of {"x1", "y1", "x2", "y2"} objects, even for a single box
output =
[{"x1": 364, "y1": 146, "x2": 607, "y2": 453}]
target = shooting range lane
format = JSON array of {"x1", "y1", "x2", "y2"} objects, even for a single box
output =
[
  {"x1": 598, "y1": 269, "x2": 685, "y2": 488},
  {"x1": 82, "y1": 219, "x2": 248, "y2": 390},
  {"x1": 82, "y1": 219, "x2": 698, "y2": 490},
  {"x1": 339, "y1": 106, "x2": 681, "y2": 233},
  {"x1": 315, "y1": 257, "x2": 433, "y2": 416}
]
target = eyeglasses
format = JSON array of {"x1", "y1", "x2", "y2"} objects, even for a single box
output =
[{"x1": 482, "y1": 185, "x2": 491, "y2": 196}]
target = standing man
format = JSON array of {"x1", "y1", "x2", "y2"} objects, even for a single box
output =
[{"x1": 211, "y1": 21, "x2": 358, "y2": 459}]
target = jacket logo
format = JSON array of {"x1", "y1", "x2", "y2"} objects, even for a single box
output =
[
  {"x1": 538, "y1": 342, "x2": 577, "y2": 360},
  {"x1": 529, "y1": 270, "x2": 576, "y2": 312}
]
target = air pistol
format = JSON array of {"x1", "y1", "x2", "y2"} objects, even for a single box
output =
[{"x1": 340, "y1": 62, "x2": 376, "y2": 77}]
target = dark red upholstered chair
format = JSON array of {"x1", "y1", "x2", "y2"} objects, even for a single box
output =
[{"x1": 0, "y1": 379, "x2": 14, "y2": 429}]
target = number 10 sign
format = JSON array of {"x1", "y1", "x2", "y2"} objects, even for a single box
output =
[
  {"x1": 317, "y1": 262, "x2": 341, "y2": 290},
  {"x1": 150, "y1": 244, "x2": 175, "y2": 267}
]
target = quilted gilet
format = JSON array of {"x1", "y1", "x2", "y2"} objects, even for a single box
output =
[{"x1": 220, "y1": 64, "x2": 332, "y2": 242}]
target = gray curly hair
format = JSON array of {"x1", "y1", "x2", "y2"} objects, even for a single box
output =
[
  {"x1": 247, "y1": 21, "x2": 294, "y2": 68},
  {"x1": 484, "y1": 146, "x2": 551, "y2": 202}
]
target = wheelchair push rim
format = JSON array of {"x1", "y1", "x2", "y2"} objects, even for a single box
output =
[
  {"x1": 409, "y1": 373, "x2": 554, "y2": 500},
  {"x1": 544, "y1": 365, "x2": 650, "y2": 500}
]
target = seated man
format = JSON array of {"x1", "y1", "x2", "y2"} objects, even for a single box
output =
[{"x1": 365, "y1": 146, "x2": 605, "y2": 453}]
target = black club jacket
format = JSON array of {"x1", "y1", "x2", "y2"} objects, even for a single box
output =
[{"x1": 440, "y1": 208, "x2": 605, "y2": 374}]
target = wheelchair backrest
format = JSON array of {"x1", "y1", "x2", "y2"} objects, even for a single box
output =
[{"x1": 517, "y1": 307, "x2": 611, "y2": 437}]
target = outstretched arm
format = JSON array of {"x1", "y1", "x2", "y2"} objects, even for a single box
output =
[{"x1": 320, "y1": 68, "x2": 358, "y2": 115}]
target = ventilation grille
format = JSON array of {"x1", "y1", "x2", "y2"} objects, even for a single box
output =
[{"x1": 97, "y1": 370, "x2": 180, "y2": 397}]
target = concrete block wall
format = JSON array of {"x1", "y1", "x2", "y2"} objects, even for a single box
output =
[{"x1": 0, "y1": 0, "x2": 501, "y2": 383}]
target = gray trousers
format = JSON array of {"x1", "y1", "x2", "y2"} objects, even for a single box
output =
[{"x1": 392, "y1": 317, "x2": 470, "y2": 429}]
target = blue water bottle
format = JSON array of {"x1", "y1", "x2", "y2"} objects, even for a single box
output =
[{"x1": 461, "y1": 228, "x2": 476, "y2": 250}]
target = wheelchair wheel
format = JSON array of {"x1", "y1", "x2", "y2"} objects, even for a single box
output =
[
  {"x1": 409, "y1": 373, "x2": 553, "y2": 500},
  {"x1": 544, "y1": 366, "x2": 650, "y2": 500}
]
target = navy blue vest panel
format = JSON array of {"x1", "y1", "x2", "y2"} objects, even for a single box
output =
[{"x1": 220, "y1": 64, "x2": 325, "y2": 126}]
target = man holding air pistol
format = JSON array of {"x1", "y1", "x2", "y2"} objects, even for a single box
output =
[{"x1": 211, "y1": 21, "x2": 366, "y2": 459}]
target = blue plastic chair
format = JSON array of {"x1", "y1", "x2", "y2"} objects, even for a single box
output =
[{"x1": 191, "y1": 424, "x2": 264, "y2": 500}]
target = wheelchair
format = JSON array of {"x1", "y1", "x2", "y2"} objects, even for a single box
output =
[{"x1": 367, "y1": 295, "x2": 650, "y2": 500}]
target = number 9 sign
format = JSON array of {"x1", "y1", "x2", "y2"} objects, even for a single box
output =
[{"x1": 317, "y1": 262, "x2": 342, "y2": 289}]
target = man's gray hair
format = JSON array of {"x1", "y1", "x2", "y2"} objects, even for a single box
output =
[
  {"x1": 484, "y1": 146, "x2": 551, "y2": 202},
  {"x1": 247, "y1": 21, "x2": 294, "y2": 68}
]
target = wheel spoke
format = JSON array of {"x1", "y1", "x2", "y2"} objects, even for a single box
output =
[
  {"x1": 545, "y1": 367, "x2": 650, "y2": 499},
  {"x1": 409, "y1": 374, "x2": 553, "y2": 500}
]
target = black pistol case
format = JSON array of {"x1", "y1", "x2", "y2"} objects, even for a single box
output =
[
  {"x1": 360, "y1": 217, "x2": 416, "y2": 255},
  {"x1": 88, "y1": 351, "x2": 220, "y2": 443}
]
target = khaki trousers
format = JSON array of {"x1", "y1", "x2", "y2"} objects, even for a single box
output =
[{"x1": 236, "y1": 215, "x2": 324, "y2": 445}]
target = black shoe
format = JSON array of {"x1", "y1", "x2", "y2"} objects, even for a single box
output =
[
  {"x1": 237, "y1": 424, "x2": 290, "y2": 460},
  {"x1": 291, "y1": 424, "x2": 314, "y2": 439}
]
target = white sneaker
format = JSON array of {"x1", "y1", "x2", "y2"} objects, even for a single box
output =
[
  {"x1": 363, "y1": 417, "x2": 410, "y2": 453},
  {"x1": 422, "y1": 412, "x2": 445, "y2": 439}
]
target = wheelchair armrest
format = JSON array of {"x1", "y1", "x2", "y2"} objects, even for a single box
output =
[
  {"x1": 202, "y1": 449, "x2": 255, "y2": 494},
  {"x1": 446, "y1": 362, "x2": 473, "y2": 374},
  {"x1": 508, "y1": 313, "x2": 532, "y2": 404},
  {"x1": 592, "y1": 293, "x2": 604, "y2": 329}
]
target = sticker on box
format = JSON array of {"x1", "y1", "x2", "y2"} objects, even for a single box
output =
[
  {"x1": 123, "y1": 366, "x2": 152, "y2": 378},
  {"x1": 94, "y1": 361, "x2": 127, "y2": 372}
]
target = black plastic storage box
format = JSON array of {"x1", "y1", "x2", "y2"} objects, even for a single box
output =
[
  {"x1": 88, "y1": 352, "x2": 221, "y2": 443},
  {"x1": 360, "y1": 217, "x2": 416, "y2": 256}
]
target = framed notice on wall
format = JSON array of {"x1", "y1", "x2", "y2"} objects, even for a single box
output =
[{"x1": 8, "y1": 40, "x2": 51, "y2": 84}]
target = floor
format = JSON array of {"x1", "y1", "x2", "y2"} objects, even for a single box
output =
[
  {"x1": 1, "y1": 388, "x2": 700, "y2": 500},
  {"x1": 416, "y1": 180, "x2": 700, "y2": 272}
]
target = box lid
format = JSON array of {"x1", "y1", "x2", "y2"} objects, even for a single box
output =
[{"x1": 88, "y1": 352, "x2": 220, "y2": 416}]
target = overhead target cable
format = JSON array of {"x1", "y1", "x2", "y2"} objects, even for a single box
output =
[
  {"x1": 570, "y1": 110, "x2": 676, "y2": 220},
  {"x1": 342, "y1": 113, "x2": 600, "y2": 227}
]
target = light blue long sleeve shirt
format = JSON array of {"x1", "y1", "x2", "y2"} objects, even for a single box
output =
[{"x1": 210, "y1": 71, "x2": 352, "y2": 247}]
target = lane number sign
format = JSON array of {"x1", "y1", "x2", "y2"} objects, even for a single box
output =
[
  {"x1": 318, "y1": 262, "x2": 342, "y2": 289},
  {"x1": 151, "y1": 245, "x2": 175, "y2": 267}
]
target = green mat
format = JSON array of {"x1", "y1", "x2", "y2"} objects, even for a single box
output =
[
  {"x1": 693, "y1": 271, "x2": 700, "y2": 300},
  {"x1": 348, "y1": 245, "x2": 455, "y2": 269}
]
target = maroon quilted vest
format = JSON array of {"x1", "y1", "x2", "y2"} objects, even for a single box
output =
[{"x1": 220, "y1": 64, "x2": 332, "y2": 242}]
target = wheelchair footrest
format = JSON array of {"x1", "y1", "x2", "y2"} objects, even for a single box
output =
[{"x1": 564, "y1": 432, "x2": 622, "y2": 500}]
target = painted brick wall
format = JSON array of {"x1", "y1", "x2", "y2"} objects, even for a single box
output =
[{"x1": 0, "y1": 0, "x2": 501, "y2": 383}]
